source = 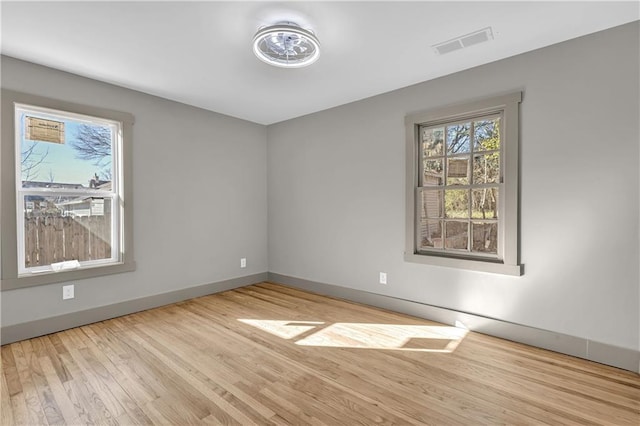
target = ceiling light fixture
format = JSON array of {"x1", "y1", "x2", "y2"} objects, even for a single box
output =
[{"x1": 252, "y1": 22, "x2": 320, "y2": 68}]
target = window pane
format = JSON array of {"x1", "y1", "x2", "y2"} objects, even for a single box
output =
[
  {"x1": 447, "y1": 156, "x2": 469, "y2": 185},
  {"x1": 19, "y1": 110, "x2": 114, "y2": 191},
  {"x1": 473, "y1": 117, "x2": 500, "y2": 152},
  {"x1": 23, "y1": 195, "x2": 112, "y2": 268},
  {"x1": 473, "y1": 153, "x2": 500, "y2": 184},
  {"x1": 419, "y1": 189, "x2": 443, "y2": 219},
  {"x1": 423, "y1": 159, "x2": 443, "y2": 186},
  {"x1": 446, "y1": 123, "x2": 470, "y2": 154},
  {"x1": 471, "y1": 188, "x2": 498, "y2": 219},
  {"x1": 472, "y1": 222, "x2": 498, "y2": 254},
  {"x1": 422, "y1": 127, "x2": 444, "y2": 157},
  {"x1": 445, "y1": 189, "x2": 469, "y2": 218},
  {"x1": 419, "y1": 220, "x2": 443, "y2": 249},
  {"x1": 445, "y1": 221, "x2": 468, "y2": 250}
]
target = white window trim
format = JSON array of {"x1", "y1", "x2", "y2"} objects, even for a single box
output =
[
  {"x1": 15, "y1": 104, "x2": 123, "y2": 276},
  {"x1": 1, "y1": 90, "x2": 136, "y2": 290},
  {"x1": 404, "y1": 92, "x2": 523, "y2": 276}
]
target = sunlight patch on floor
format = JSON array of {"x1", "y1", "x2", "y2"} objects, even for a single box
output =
[
  {"x1": 238, "y1": 319, "x2": 468, "y2": 353},
  {"x1": 238, "y1": 319, "x2": 324, "y2": 339}
]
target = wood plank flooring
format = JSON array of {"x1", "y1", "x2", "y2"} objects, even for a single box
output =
[{"x1": 1, "y1": 282, "x2": 639, "y2": 425}]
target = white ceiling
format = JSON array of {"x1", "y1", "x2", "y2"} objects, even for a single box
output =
[{"x1": 2, "y1": 1, "x2": 638, "y2": 125}]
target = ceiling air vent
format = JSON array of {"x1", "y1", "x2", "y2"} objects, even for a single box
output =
[{"x1": 433, "y1": 27, "x2": 494, "y2": 55}]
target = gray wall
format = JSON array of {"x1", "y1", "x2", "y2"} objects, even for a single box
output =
[
  {"x1": 2, "y1": 23, "x2": 638, "y2": 355},
  {"x1": 1, "y1": 56, "x2": 268, "y2": 326},
  {"x1": 267, "y1": 22, "x2": 640, "y2": 351}
]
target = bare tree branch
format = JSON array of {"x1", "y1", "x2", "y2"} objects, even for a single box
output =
[
  {"x1": 21, "y1": 142, "x2": 49, "y2": 182},
  {"x1": 69, "y1": 124, "x2": 113, "y2": 182},
  {"x1": 71, "y1": 124, "x2": 112, "y2": 168},
  {"x1": 447, "y1": 124, "x2": 470, "y2": 154}
]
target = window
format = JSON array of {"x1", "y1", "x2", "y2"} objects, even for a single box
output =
[
  {"x1": 405, "y1": 92, "x2": 522, "y2": 275},
  {"x1": 16, "y1": 104, "x2": 123, "y2": 275},
  {"x1": 1, "y1": 90, "x2": 135, "y2": 289}
]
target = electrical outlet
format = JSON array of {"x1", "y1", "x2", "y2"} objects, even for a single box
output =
[
  {"x1": 379, "y1": 272, "x2": 387, "y2": 285},
  {"x1": 240, "y1": 258, "x2": 247, "y2": 268},
  {"x1": 62, "y1": 284, "x2": 75, "y2": 300}
]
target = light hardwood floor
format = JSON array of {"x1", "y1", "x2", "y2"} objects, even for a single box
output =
[{"x1": 2, "y1": 282, "x2": 639, "y2": 425}]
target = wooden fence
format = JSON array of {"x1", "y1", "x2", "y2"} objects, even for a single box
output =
[{"x1": 24, "y1": 215, "x2": 111, "y2": 267}]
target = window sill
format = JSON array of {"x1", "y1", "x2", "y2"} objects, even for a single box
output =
[
  {"x1": 1, "y1": 261, "x2": 136, "y2": 291},
  {"x1": 404, "y1": 252, "x2": 523, "y2": 276}
]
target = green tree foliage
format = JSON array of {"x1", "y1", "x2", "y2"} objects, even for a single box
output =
[
  {"x1": 471, "y1": 119, "x2": 500, "y2": 218},
  {"x1": 442, "y1": 118, "x2": 500, "y2": 219},
  {"x1": 421, "y1": 118, "x2": 501, "y2": 252}
]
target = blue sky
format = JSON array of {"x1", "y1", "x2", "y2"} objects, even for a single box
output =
[{"x1": 20, "y1": 113, "x2": 112, "y2": 186}]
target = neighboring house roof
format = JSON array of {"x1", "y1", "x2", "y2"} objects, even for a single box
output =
[
  {"x1": 56, "y1": 197, "x2": 100, "y2": 207},
  {"x1": 96, "y1": 181, "x2": 111, "y2": 191},
  {"x1": 22, "y1": 181, "x2": 85, "y2": 189},
  {"x1": 23, "y1": 180, "x2": 112, "y2": 190}
]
